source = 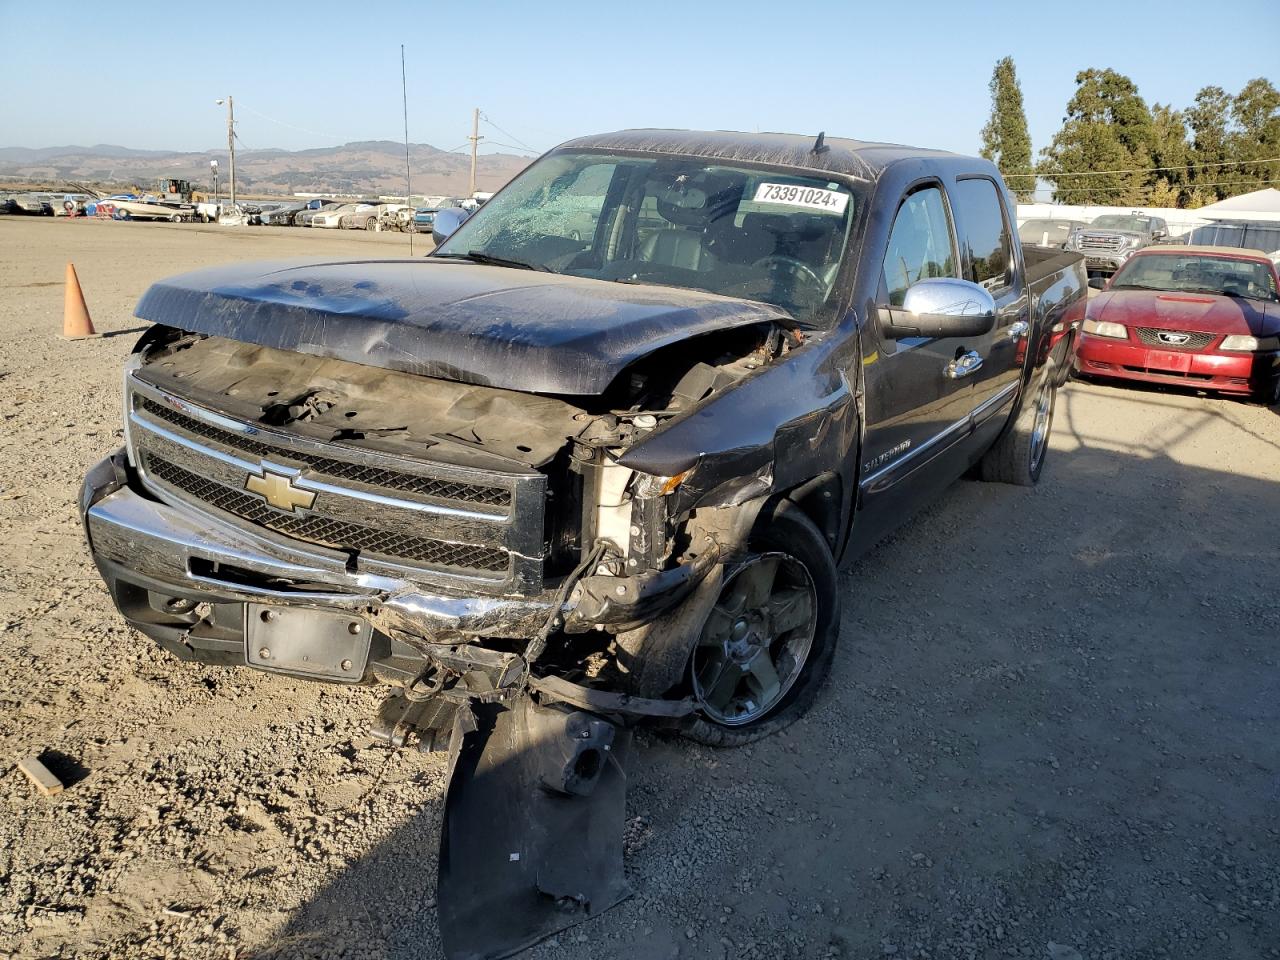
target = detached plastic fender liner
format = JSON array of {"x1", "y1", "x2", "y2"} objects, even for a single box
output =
[{"x1": 437, "y1": 694, "x2": 631, "y2": 960}]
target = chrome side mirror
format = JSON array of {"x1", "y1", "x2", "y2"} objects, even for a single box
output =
[
  {"x1": 432, "y1": 207, "x2": 469, "y2": 246},
  {"x1": 879, "y1": 277, "x2": 997, "y2": 339}
]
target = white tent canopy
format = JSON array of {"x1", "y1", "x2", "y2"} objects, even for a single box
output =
[{"x1": 1195, "y1": 188, "x2": 1280, "y2": 221}]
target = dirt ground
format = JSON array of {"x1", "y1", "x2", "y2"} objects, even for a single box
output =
[{"x1": 1, "y1": 215, "x2": 1277, "y2": 960}]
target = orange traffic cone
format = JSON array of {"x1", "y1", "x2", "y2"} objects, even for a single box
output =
[{"x1": 62, "y1": 263, "x2": 99, "y2": 340}]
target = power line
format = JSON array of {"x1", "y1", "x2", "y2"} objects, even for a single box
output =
[
  {"x1": 479, "y1": 112, "x2": 541, "y2": 154},
  {"x1": 1030, "y1": 176, "x2": 1280, "y2": 198},
  {"x1": 235, "y1": 103, "x2": 347, "y2": 144},
  {"x1": 482, "y1": 139, "x2": 538, "y2": 154},
  {"x1": 1037, "y1": 155, "x2": 1280, "y2": 178}
]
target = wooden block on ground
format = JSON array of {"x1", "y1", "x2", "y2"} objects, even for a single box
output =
[{"x1": 17, "y1": 756, "x2": 64, "y2": 796}]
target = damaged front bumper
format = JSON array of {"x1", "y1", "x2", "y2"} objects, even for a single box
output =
[{"x1": 81, "y1": 456, "x2": 710, "y2": 683}]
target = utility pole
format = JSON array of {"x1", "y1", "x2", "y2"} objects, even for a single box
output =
[
  {"x1": 468, "y1": 107, "x2": 482, "y2": 198},
  {"x1": 216, "y1": 96, "x2": 237, "y2": 206}
]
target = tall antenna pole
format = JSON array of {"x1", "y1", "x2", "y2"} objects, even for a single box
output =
[
  {"x1": 401, "y1": 44, "x2": 413, "y2": 256},
  {"x1": 227, "y1": 96, "x2": 236, "y2": 207},
  {"x1": 468, "y1": 107, "x2": 481, "y2": 198}
]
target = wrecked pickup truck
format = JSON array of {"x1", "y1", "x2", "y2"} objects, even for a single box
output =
[{"x1": 81, "y1": 129, "x2": 1086, "y2": 958}]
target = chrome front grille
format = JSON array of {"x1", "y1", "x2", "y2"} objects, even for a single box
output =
[
  {"x1": 1134, "y1": 328, "x2": 1217, "y2": 350},
  {"x1": 1078, "y1": 234, "x2": 1125, "y2": 252},
  {"x1": 145, "y1": 456, "x2": 510, "y2": 572},
  {"x1": 135, "y1": 396, "x2": 510, "y2": 505},
  {"x1": 127, "y1": 379, "x2": 546, "y2": 593}
]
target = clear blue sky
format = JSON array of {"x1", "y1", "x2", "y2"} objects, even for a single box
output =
[{"x1": 3, "y1": 0, "x2": 1276, "y2": 160}]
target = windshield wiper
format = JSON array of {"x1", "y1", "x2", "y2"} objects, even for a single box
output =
[{"x1": 434, "y1": 250, "x2": 550, "y2": 272}]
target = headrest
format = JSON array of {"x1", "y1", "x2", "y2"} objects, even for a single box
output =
[{"x1": 654, "y1": 170, "x2": 744, "y2": 226}]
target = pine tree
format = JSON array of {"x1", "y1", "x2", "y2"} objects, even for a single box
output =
[
  {"x1": 1186, "y1": 86, "x2": 1233, "y2": 201},
  {"x1": 1150, "y1": 104, "x2": 1190, "y2": 203},
  {"x1": 979, "y1": 57, "x2": 1035, "y2": 201},
  {"x1": 1229, "y1": 78, "x2": 1280, "y2": 193},
  {"x1": 1039, "y1": 68, "x2": 1154, "y2": 205}
]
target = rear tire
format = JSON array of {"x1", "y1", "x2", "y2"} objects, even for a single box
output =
[
  {"x1": 978, "y1": 362, "x2": 1058, "y2": 486},
  {"x1": 678, "y1": 502, "x2": 840, "y2": 747}
]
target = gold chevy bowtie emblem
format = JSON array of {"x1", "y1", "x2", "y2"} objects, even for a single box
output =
[{"x1": 244, "y1": 469, "x2": 316, "y2": 512}]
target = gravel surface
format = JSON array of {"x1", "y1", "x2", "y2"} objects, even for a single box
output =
[{"x1": 1, "y1": 216, "x2": 1277, "y2": 960}]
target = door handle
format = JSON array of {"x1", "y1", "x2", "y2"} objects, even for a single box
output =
[
  {"x1": 1008, "y1": 320, "x2": 1030, "y2": 339},
  {"x1": 945, "y1": 351, "x2": 984, "y2": 379}
]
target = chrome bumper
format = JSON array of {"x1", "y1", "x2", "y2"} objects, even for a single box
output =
[{"x1": 82, "y1": 466, "x2": 557, "y2": 664}]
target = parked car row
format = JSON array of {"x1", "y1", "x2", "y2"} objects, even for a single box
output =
[{"x1": 248, "y1": 198, "x2": 472, "y2": 231}]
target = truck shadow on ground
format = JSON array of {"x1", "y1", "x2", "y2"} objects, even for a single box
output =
[{"x1": 262, "y1": 387, "x2": 1280, "y2": 960}]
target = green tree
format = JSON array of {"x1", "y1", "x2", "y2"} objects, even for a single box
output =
[
  {"x1": 1229, "y1": 77, "x2": 1280, "y2": 193},
  {"x1": 1186, "y1": 86, "x2": 1233, "y2": 201},
  {"x1": 1149, "y1": 104, "x2": 1190, "y2": 202},
  {"x1": 979, "y1": 56, "x2": 1035, "y2": 201},
  {"x1": 1039, "y1": 68, "x2": 1155, "y2": 205}
]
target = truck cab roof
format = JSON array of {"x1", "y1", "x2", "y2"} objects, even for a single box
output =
[{"x1": 560, "y1": 128, "x2": 966, "y2": 181}]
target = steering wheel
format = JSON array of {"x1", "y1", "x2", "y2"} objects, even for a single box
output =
[{"x1": 752, "y1": 255, "x2": 824, "y2": 291}]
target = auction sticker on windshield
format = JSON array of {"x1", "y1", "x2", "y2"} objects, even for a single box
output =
[{"x1": 753, "y1": 182, "x2": 849, "y2": 215}]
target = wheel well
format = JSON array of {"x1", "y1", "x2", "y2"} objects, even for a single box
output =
[{"x1": 780, "y1": 473, "x2": 842, "y2": 552}]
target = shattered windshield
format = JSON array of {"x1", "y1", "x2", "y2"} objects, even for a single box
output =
[{"x1": 435, "y1": 151, "x2": 859, "y2": 324}]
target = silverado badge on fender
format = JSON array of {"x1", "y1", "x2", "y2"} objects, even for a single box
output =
[{"x1": 244, "y1": 469, "x2": 316, "y2": 512}]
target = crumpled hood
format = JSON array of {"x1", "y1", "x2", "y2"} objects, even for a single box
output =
[
  {"x1": 134, "y1": 258, "x2": 789, "y2": 394},
  {"x1": 1091, "y1": 289, "x2": 1280, "y2": 336}
]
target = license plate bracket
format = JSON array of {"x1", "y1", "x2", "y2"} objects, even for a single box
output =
[
  {"x1": 244, "y1": 603, "x2": 371, "y2": 682},
  {"x1": 1147, "y1": 349, "x2": 1192, "y2": 373}
]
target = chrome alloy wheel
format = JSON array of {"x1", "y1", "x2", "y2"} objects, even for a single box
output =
[
  {"x1": 690, "y1": 552, "x2": 817, "y2": 726},
  {"x1": 1028, "y1": 379, "x2": 1054, "y2": 473}
]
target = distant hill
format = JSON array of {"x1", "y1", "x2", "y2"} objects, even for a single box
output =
[{"x1": 0, "y1": 141, "x2": 534, "y2": 198}]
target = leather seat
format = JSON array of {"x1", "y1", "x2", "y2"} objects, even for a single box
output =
[{"x1": 638, "y1": 229, "x2": 710, "y2": 271}]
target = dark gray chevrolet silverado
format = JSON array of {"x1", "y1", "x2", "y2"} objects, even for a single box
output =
[{"x1": 81, "y1": 129, "x2": 1086, "y2": 958}]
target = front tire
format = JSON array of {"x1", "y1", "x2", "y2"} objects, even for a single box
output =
[
  {"x1": 978, "y1": 362, "x2": 1058, "y2": 486},
  {"x1": 679, "y1": 503, "x2": 839, "y2": 747}
]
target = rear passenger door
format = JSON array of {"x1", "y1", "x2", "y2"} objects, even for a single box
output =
[{"x1": 947, "y1": 176, "x2": 1028, "y2": 432}]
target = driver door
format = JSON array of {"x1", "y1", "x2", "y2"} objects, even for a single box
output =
[{"x1": 857, "y1": 182, "x2": 981, "y2": 535}]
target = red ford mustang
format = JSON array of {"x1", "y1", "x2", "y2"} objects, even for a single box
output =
[{"x1": 1075, "y1": 245, "x2": 1280, "y2": 403}]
